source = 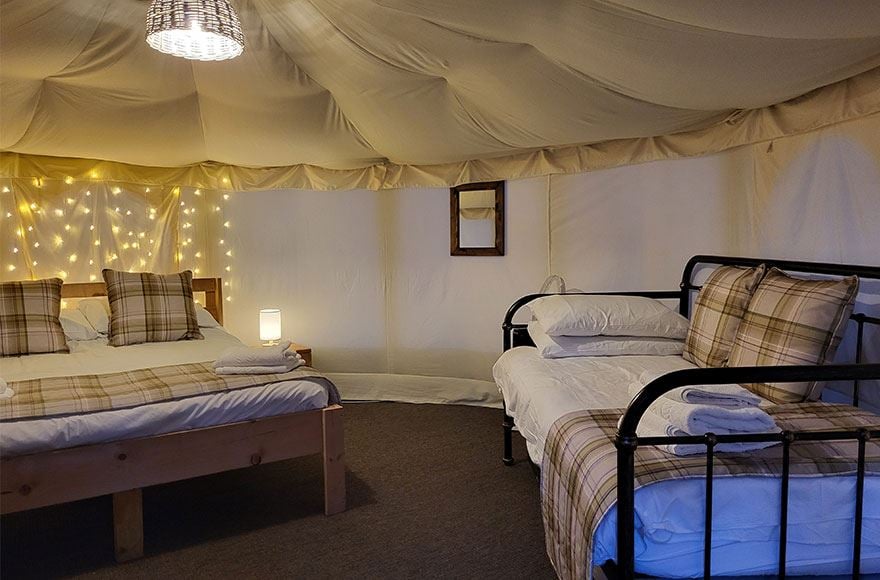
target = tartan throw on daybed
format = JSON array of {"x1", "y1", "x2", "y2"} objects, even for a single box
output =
[
  {"x1": 541, "y1": 403, "x2": 880, "y2": 580},
  {"x1": 0, "y1": 362, "x2": 340, "y2": 421}
]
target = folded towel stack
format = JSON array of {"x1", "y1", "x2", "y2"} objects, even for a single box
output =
[
  {"x1": 628, "y1": 371, "x2": 779, "y2": 456},
  {"x1": 635, "y1": 370, "x2": 763, "y2": 408},
  {"x1": 213, "y1": 341, "x2": 305, "y2": 375}
]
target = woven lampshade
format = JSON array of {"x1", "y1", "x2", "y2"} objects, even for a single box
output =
[{"x1": 146, "y1": 0, "x2": 244, "y2": 61}]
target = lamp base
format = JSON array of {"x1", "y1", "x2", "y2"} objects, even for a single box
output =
[{"x1": 261, "y1": 339, "x2": 281, "y2": 347}]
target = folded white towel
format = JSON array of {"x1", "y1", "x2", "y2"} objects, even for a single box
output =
[
  {"x1": 214, "y1": 356, "x2": 304, "y2": 376},
  {"x1": 633, "y1": 370, "x2": 763, "y2": 408},
  {"x1": 639, "y1": 409, "x2": 781, "y2": 456},
  {"x1": 213, "y1": 341, "x2": 296, "y2": 369},
  {"x1": 0, "y1": 377, "x2": 13, "y2": 400},
  {"x1": 629, "y1": 384, "x2": 777, "y2": 435}
]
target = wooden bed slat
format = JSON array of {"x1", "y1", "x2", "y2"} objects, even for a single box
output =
[{"x1": 0, "y1": 407, "x2": 334, "y2": 514}]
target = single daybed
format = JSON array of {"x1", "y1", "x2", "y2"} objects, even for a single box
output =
[{"x1": 495, "y1": 255, "x2": 880, "y2": 579}]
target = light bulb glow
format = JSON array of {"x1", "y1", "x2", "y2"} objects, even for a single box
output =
[{"x1": 259, "y1": 309, "x2": 282, "y2": 343}]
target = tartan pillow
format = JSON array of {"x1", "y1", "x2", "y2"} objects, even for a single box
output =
[
  {"x1": 0, "y1": 278, "x2": 69, "y2": 356},
  {"x1": 103, "y1": 269, "x2": 203, "y2": 347},
  {"x1": 683, "y1": 264, "x2": 766, "y2": 367},
  {"x1": 727, "y1": 268, "x2": 859, "y2": 403}
]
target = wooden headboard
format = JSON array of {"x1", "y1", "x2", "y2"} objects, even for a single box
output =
[{"x1": 61, "y1": 278, "x2": 224, "y2": 325}]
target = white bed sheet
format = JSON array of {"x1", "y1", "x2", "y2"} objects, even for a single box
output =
[
  {"x1": 493, "y1": 346, "x2": 880, "y2": 577},
  {"x1": 0, "y1": 328, "x2": 331, "y2": 456},
  {"x1": 494, "y1": 346, "x2": 696, "y2": 464}
]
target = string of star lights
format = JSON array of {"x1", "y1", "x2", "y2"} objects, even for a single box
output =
[{"x1": 0, "y1": 177, "x2": 234, "y2": 305}]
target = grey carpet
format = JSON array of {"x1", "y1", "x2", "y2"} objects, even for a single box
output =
[{"x1": 1, "y1": 402, "x2": 556, "y2": 579}]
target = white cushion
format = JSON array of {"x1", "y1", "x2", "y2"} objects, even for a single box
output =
[
  {"x1": 528, "y1": 294, "x2": 689, "y2": 338},
  {"x1": 528, "y1": 321, "x2": 684, "y2": 358},
  {"x1": 78, "y1": 296, "x2": 220, "y2": 331},
  {"x1": 59, "y1": 308, "x2": 100, "y2": 341},
  {"x1": 77, "y1": 297, "x2": 111, "y2": 335},
  {"x1": 195, "y1": 303, "x2": 221, "y2": 328}
]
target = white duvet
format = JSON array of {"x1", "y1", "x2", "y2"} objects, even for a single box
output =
[
  {"x1": 493, "y1": 346, "x2": 880, "y2": 577},
  {"x1": 0, "y1": 328, "x2": 332, "y2": 456}
]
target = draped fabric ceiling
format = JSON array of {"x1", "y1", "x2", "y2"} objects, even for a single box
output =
[{"x1": 2, "y1": 0, "x2": 880, "y2": 190}]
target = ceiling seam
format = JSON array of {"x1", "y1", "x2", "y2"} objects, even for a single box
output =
[
  {"x1": 41, "y1": 0, "x2": 114, "y2": 78},
  {"x1": 304, "y1": 0, "x2": 440, "y2": 79},
  {"x1": 442, "y1": 86, "x2": 521, "y2": 151},
  {"x1": 594, "y1": 0, "x2": 880, "y2": 41},
  {"x1": 371, "y1": 8, "x2": 726, "y2": 113},
  {"x1": 304, "y1": 1, "x2": 530, "y2": 151},
  {"x1": 374, "y1": 2, "x2": 880, "y2": 111},
  {"x1": 252, "y1": 0, "x2": 383, "y2": 159},
  {"x1": 7, "y1": 0, "x2": 113, "y2": 151},
  {"x1": 188, "y1": 61, "x2": 210, "y2": 163},
  {"x1": 419, "y1": 17, "x2": 728, "y2": 111}
]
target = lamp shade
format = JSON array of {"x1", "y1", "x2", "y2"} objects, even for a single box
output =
[
  {"x1": 259, "y1": 308, "x2": 282, "y2": 342},
  {"x1": 146, "y1": 0, "x2": 244, "y2": 61}
]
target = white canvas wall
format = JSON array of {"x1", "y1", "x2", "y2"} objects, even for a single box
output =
[
  {"x1": 217, "y1": 115, "x2": 877, "y2": 407},
  {"x1": 220, "y1": 189, "x2": 388, "y2": 374},
  {"x1": 218, "y1": 178, "x2": 549, "y2": 404},
  {"x1": 550, "y1": 115, "x2": 879, "y2": 409},
  {"x1": 548, "y1": 152, "x2": 735, "y2": 291}
]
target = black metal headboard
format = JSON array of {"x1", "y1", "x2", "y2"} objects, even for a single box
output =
[
  {"x1": 502, "y1": 254, "x2": 880, "y2": 399},
  {"x1": 678, "y1": 254, "x2": 880, "y2": 317}
]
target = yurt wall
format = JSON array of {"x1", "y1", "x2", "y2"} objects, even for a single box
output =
[
  {"x1": 216, "y1": 177, "x2": 550, "y2": 405},
  {"x1": 216, "y1": 114, "x2": 880, "y2": 407},
  {"x1": 2, "y1": 115, "x2": 877, "y2": 408}
]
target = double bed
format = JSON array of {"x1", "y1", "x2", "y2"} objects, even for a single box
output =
[
  {"x1": 494, "y1": 255, "x2": 880, "y2": 578},
  {"x1": 1, "y1": 278, "x2": 345, "y2": 562}
]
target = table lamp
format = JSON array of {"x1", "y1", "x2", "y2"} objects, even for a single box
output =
[{"x1": 259, "y1": 308, "x2": 281, "y2": 346}]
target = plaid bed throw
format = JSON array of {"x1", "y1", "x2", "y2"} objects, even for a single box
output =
[
  {"x1": 0, "y1": 362, "x2": 340, "y2": 421},
  {"x1": 541, "y1": 403, "x2": 880, "y2": 580}
]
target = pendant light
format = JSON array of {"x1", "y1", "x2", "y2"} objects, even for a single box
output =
[{"x1": 146, "y1": 0, "x2": 244, "y2": 61}]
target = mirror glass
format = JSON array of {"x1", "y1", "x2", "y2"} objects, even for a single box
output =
[{"x1": 458, "y1": 189, "x2": 496, "y2": 248}]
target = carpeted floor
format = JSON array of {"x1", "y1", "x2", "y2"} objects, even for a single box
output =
[{"x1": 1, "y1": 402, "x2": 556, "y2": 579}]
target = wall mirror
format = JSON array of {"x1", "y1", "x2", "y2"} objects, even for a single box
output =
[{"x1": 450, "y1": 181, "x2": 505, "y2": 256}]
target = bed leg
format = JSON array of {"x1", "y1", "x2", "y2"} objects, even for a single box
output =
[
  {"x1": 322, "y1": 405, "x2": 346, "y2": 515},
  {"x1": 503, "y1": 408, "x2": 515, "y2": 466},
  {"x1": 112, "y1": 488, "x2": 143, "y2": 562}
]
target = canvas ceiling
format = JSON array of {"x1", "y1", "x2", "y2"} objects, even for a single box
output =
[{"x1": 2, "y1": 0, "x2": 880, "y2": 190}]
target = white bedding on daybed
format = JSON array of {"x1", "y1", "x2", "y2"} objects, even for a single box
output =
[
  {"x1": 493, "y1": 346, "x2": 880, "y2": 577},
  {"x1": 0, "y1": 328, "x2": 331, "y2": 456}
]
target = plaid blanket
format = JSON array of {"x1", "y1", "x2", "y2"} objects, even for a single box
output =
[
  {"x1": 541, "y1": 403, "x2": 880, "y2": 580},
  {"x1": 0, "y1": 362, "x2": 340, "y2": 421}
]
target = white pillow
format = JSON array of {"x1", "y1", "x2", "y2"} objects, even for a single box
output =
[
  {"x1": 59, "y1": 308, "x2": 100, "y2": 341},
  {"x1": 528, "y1": 294, "x2": 689, "y2": 339},
  {"x1": 77, "y1": 297, "x2": 111, "y2": 335},
  {"x1": 78, "y1": 296, "x2": 220, "y2": 331},
  {"x1": 528, "y1": 321, "x2": 684, "y2": 359},
  {"x1": 196, "y1": 303, "x2": 221, "y2": 328}
]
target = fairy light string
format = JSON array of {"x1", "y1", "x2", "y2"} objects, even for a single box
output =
[{"x1": 0, "y1": 177, "x2": 234, "y2": 304}]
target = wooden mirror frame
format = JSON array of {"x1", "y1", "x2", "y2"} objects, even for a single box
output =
[{"x1": 450, "y1": 180, "x2": 505, "y2": 256}]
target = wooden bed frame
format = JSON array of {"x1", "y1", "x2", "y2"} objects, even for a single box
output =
[{"x1": 0, "y1": 278, "x2": 345, "y2": 562}]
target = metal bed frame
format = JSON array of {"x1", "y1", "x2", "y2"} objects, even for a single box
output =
[{"x1": 500, "y1": 255, "x2": 880, "y2": 579}]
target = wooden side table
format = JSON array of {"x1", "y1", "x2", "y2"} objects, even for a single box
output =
[{"x1": 289, "y1": 343, "x2": 312, "y2": 367}]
